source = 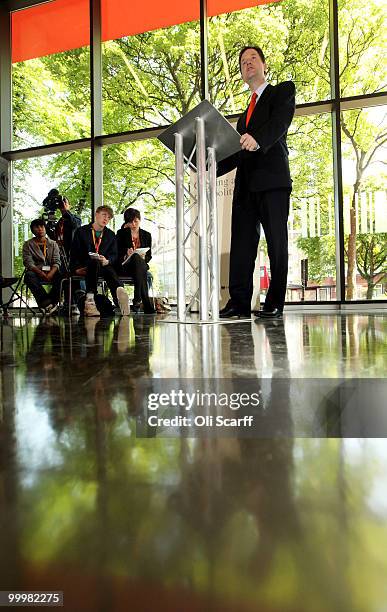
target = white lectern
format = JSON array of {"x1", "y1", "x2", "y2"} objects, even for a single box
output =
[{"x1": 158, "y1": 100, "x2": 241, "y2": 323}]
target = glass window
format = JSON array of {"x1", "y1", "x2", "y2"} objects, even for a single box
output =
[
  {"x1": 208, "y1": 0, "x2": 330, "y2": 115},
  {"x1": 103, "y1": 140, "x2": 179, "y2": 298},
  {"x1": 341, "y1": 106, "x2": 387, "y2": 300},
  {"x1": 102, "y1": 1, "x2": 201, "y2": 133},
  {"x1": 11, "y1": 0, "x2": 90, "y2": 149},
  {"x1": 284, "y1": 113, "x2": 336, "y2": 302},
  {"x1": 338, "y1": 0, "x2": 386, "y2": 97},
  {"x1": 12, "y1": 150, "x2": 91, "y2": 276}
]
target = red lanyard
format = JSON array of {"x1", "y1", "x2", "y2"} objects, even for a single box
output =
[{"x1": 92, "y1": 228, "x2": 103, "y2": 253}]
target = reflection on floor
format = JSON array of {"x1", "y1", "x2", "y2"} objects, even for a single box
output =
[{"x1": 0, "y1": 312, "x2": 386, "y2": 611}]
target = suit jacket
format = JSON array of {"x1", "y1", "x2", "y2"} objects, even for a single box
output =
[
  {"x1": 22, "y1": 236, "x2": 61, "y2": 271},
  {"x1": 217, "y1": 81, "x2": 296, "y2": 195},
  {"x1": 116, "y1": 227, "x2": 152, "y2": 265},
  {"x1": 70, "y1": 223, "x2": 118, "y2": 272}
]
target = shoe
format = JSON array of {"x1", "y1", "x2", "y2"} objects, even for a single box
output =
[
  {"x1": 44, "y1": 302, "x2": 59, "y2": 316},
  {"x1": 143, "y1": 299, "x2": 157, "y2": 314},
  {"x1": 117, "y1": 287, "x2": 130, "y2": 316},
  {"x1": 219, "y1": 302, "x2": 251, "y2": 319},
  {"x1": 58, "y1": 303, "x2": 68, "y2": 316},
  {"x1": 132, "y1": 301, "x2": 141, "y2": 313},
  {"x1": 255, "y1": 308, "x2": 283, "y2": 320},
  {"x1": 71, "y1": 304, "x2": 80, "y2": 316},
  {"x1": 84, "y1": 298, "x2": 100, "y2": 317},
  {"x1": 143, "y1": 307, "x2": 157, "y2": 315}
]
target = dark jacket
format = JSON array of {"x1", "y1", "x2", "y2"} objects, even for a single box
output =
[
  {"x1": 217, "y1": 81, "x2": 296, "y2": 194},
  {"x1": 116, "y1": 227, "x2": 152, "y2": 266},
  {"x1": 70, "y1": 223, "x2": 118, "y2": 272},
  {"x1": 58, "y1": 210, "x2": 82, "y2": 255},
  {"x1": 46, "y1": 210, "x2": 82, "y2": 256}
]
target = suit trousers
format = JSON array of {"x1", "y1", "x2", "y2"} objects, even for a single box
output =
[{"x1": 229, "y1": 188, "x2": 290, "y2": 312}]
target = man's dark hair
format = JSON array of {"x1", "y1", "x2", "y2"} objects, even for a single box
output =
[
  {"x1": 124, "y1": 208, "x2": 141, "y2": 224},
  {"x1": 30, "y1": 218, "x2": 46, "y2": 232},
  {"x1": 239, "y1": 46, "x2": 266, "y2": 70}
]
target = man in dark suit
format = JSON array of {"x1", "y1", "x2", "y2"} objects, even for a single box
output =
[
  {"x1": 70, "y1": 205, "x2": 130, "y2": 316},
  {"x1": 218, "y1": 46, "x2": 295, "y2": 319}
]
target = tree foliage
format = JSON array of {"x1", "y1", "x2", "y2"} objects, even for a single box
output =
[{"x1": 11, "y1": 0, "x2": 387, "y2": 296}]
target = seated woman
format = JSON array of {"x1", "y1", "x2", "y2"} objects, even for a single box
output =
[{"x1": 116, "y1": 208, "x2": 156, "y2": 314}]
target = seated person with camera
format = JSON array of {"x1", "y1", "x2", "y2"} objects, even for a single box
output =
[
  {"x1": 22, "y1": 219, "x2": 62, "y2": 315},
  {"x1": 70, "y1": 205, "x2": 130, "y2": 317},
  {"x1": 116, "y1": 208, "x2": 156, "y2": 314}
]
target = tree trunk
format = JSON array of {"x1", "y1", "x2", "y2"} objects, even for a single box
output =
[
  {"x1": 346, "y1": 190, "x2": 357, "y2": 300},
  {"x1": 366, "y1": 250, "x2": 375, "y2": 300},
  {"x1": 366, "y1": 283, "x2": 374, "y2": 299}
]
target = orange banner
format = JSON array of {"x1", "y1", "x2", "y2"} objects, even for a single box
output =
[{"x1": 12, "y1": 0, "x2": 281, "y2": 63}]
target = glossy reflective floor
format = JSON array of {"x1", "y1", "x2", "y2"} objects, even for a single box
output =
[{"x1": 0, "y1": 312, "x2": 386, "y2": 611}]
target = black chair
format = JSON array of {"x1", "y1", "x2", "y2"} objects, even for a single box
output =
[
  {"x1": 66, "y1": 271, "x2": 154, "y2": 315},
  {"x1": 96, "y1": 273, "x2": 155, "y2": 311},
  {"x1": 18, "y1": 270, "x2": 65, "y2": 317},
  {"x1": 0, "y1": 272, "x2": 36, "y2": 317}
]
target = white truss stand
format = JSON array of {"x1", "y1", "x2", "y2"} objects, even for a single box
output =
[{"x1": 159, "y1": 100, "x2": 241, "y2": 324}]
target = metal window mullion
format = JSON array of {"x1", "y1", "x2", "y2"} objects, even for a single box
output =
[
  {"x1": 329, "y1": 0, "x2": 346, "y2": 303},
  {"x1": 90, "y1": 0, "x2": 103, "y2": 216},
  {"x1": 199, "y1": 0, "x2": 209, "y2": 101},
  {"x1": 0, "y1": 5, "x2": 13, "y2": 279}
]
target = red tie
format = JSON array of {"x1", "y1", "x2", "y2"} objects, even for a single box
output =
[{"x1": 246, "y1": 92, "x2": 257, "y2": 127}]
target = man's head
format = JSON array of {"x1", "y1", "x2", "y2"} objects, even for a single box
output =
[
  {"x1": 124, "y1": 208, "x2": 141, "y2": 230},
  {"x1": 30, "y1": 219, "x2": 46, "y2": 239},
  {"x1": 94, "y1": 205, "x2": 114, "y2": 228},
  {"x1": 239, "y1": 46, "x2": 267, "y2": 87}
]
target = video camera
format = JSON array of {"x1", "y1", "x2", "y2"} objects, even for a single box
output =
[
  {"x1": 42, "y1": 188, "x2": 65, "y2": 215},
  {"x1": 42, "y1": 188, "x2": 67, "y2": 235}
]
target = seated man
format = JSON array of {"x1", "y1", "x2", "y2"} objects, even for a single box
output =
[
  {"x1": 22, "y1": 219, "x2": 61, "y2": 314},
  {"x1": 70, "y1": 205, "x2": 130, "y2": 317}
]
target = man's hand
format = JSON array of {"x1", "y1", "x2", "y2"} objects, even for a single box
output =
[
  {"x1": 45, "y1": 269, "x2": 56, "y2": 282},
  {"x1": 99, "y1": 255, "x2": 109, "y2": 267},
  {"x1": 240, "y1": 133, "x2": 259, "y2": 152},
  {"x1": 75, "y1": 267, "x2": 87, "y2": 277},
  {"x1": 37, "y1": 269, "x2": 48, "y2": 281}
]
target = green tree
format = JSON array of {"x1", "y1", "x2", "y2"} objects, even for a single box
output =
[
  {"x1": 356, "y1": 233, "x2": 387, "y2": 299},
  {"x1": 341, "y1": 109, "x2": 387, "y2": 299},
  {"x1": 11, "y1": 0, "x2": 387, "y2": 288}
]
